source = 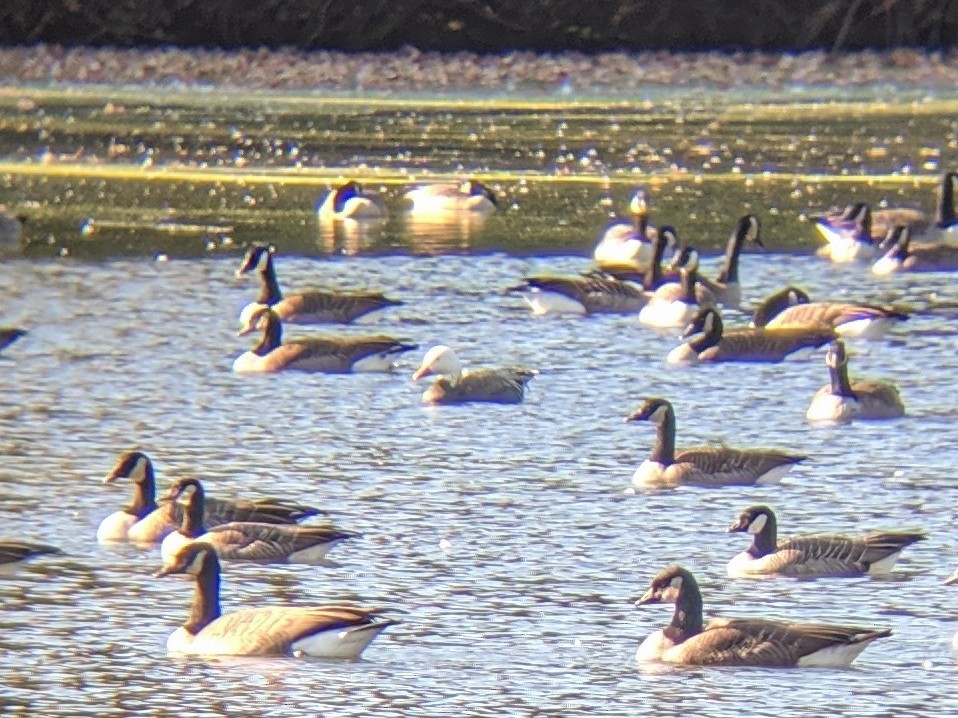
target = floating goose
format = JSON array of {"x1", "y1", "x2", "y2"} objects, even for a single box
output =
[
  {"x1": 234, "y1": 307, "x2": 416, "y2": 373},
  {"x1": 668, "y1": 306, "x2": 835, "y2": 364},
  {"x1": 316, "y1": 181, "x2": 386, "y2": 220},
  {"x1": 0, "y1": 328, "x2": 26, "y2": 354},
  {"x1": 873, "y1": 225, "x2": 958, "y2": 274},
  {"x1": 0, "y1": 209, "x2": 25, "y2": 248},
  {"x1": 634, "y1": 564, "x2": 892, "y2": 666},
  {"x1": 752, "y1": 286, "x2": 908, "y2": 340},
  {"x1": 155, "y1": 543, "x2": 396, "y2": 658},
  {"x1": 694, "y1": 214, "x2": 763, "y2": 308},
  {"x1": 807, "y1": 340, "x2": 905, "y2": 424},
  {"x1": 726, "y1": 505, "x2": 924, "y2": 578},
  {"x1": 404, "y1": 180, "x2": 497, "y2": 214},
  {"x1": 814, "y1": 200, "x2": 929, "y2": 244},
  {"x1": 0, "y1": 540, "x2": 60, "y2": 574},
  {"x1": 160, "y1": 478, "x2": 353, "y2": 564},
  {"x1": 412, "y1": 345, "x2": 536, "y2": 405},
  {"x1": 814, "y1": 203, "x2": 879, "y2": 262},
  {"x1": 593, "y1": 189, "x2": 657, "y2": 273},
  {"x1": 97, "y1": 450, "x2": 320, "y2": 543},
  {"x1": 638, "y1": 246, "x2": 715, "y2": 328},
  {"x1": 625, "y1": 398, "x2": 806, "y2": 488},
  {"x1": 235, "y1": 245, "x2": 401, "y2": 325}
]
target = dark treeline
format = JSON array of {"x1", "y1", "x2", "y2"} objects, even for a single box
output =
[{"x1": 2, "y1": 0, "x2": 957, "y2": 52}]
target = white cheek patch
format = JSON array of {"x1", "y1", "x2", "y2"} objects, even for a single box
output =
[
  {"x1": 702, "y1": 312, "x2": 715, "y2": 334},
  {"x1": 256, "y1": 250, "x2": 270, "y2": 273},
  {"x1": 130, "y1": 456, "x2": 147, "y2": 481},
  {"x1": 649, "y1": 404, "x2": 668, "y2": 423},
  {"x1": 748, "y1": 216, "x2": 760, "y2": 239},
  {"x1": 748, "y1": 513, "x2": 768, "y2": 535},
  {"x1": 669, "y1": 576, "x2": 683, "y2": 590},
  {"x1": 187, "y1": 553, "x2": 206, "y2": 575}
]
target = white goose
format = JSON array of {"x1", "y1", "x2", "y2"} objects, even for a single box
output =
[{"x1": 412, "y1": 345, "x2": 536, "y2": 405}]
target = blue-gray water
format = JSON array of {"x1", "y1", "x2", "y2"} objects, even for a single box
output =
[{"x1": 0, "y1": 248, "x2": 956, "y2": 716}]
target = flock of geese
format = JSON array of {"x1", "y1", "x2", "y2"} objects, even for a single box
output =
[{"x1": 2, "y1": 172, "x2": 958, "y2": 668}]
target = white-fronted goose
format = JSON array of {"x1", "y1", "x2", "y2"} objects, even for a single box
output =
[
  {"x1": 668, "y1": 307, "x2": 835, "y2": 364},
  {"x1": 694, "y1": 214, "x2": 763, "y2": 308},
  {"x1": 873, "y1": 225, "x2": 958, "y2": 274},
  {"x1": 635, "y1": 565, "x2": 891, "y2": 666},
  {"x1": 404, "y1": 180, "x2": 497, "y2": 214},
  {"x1": 752, "y1": 286, "x2": 908, "y2": 340},
  {"x1": 593, "y1": 189, "x2": 657, "y2": 273},
  {"x1": 727, "y1": 505, "x2": 924, "y2": 578},
  {"x1": 236, "y1": 245, "x2": 401, "y2": 325},
  {"x1": 160, "y1": 478, "x2": 353, "y2": 564},
  {"x1": 0, "y1": 328, "x2": 26, "y2": 354},
  {"x1": 807, "y1": 340, "x2": 905, "y2": 424},
  {"x1": 0, "y1": 540, "x2": 61, "y2": 573},
  {"x1": 155, "y1": 543, "x2": 396, "y2": 658},
  {"x1": 625, "y1": 398, "x2": 806, "y2": 488},
  {"x1": 234, "y1": 307, "x2": 416, "y2": 373},
  {"x1": 412, "y1": 345, "x2": 536, "y2": 405},
  {"x1": 638, "y1": 247, "x2": 715, "y2": 328},
  {"x1": 316, "y1": 181, "x2": 386, "y2": 220},
  {"x1": 97, "y1": 450, "x2": 321, "y2": 544}
]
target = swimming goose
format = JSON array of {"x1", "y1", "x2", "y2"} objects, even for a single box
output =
[
  {"x1": 0, "y1": 328, "x2": 26, "y2": 354},
  {"x1": 668, "y1": 307, "x2": 835, "y2": 364},
  {"x1": 873, "y1": 225, "x2": 958, "y2": 274},
  {"x1": 412, "y1": 345, "x2": 536, "y2": 405},
  {"x1": 806, "y1": 340, "x2": 905, "y2": 424},
  {"x1": 625, "y1": 398, "x2": 806, "y2": 488},
  {"x1": 160, "y1": 478, "x2": 353, "y2": 564},
  {"x1": 726, "y1": 505, "x2": 924, "y2": 578},
  {"x1": 815, "y1": 200, "x2": 931, "y2": 243},
  {"x1": 97, "y1": 450, "x2": 321, "y2": 543},
  {"x1": 234, "y1": 307, "x2": 416, "y2": 373},
  {"x1": 593, "y1": 189, "x2": 657, "y2": 273},
  {"x1": 0, "y1": 540, "x2": 61, "y2": 573},
  {"x1": 316, "y1": 181, "x2": 386, "y2": 220},
  {"x1": 155, "y1": 543, "x2": 396, "y2": 658},
  {"x1": 404, "y1": 180, "x2": 498, "y2": 214},
  {"x1": 752, "y1": 286, "x2": 909, "y2": 340},
  {"x1": 694, "y1": 214, "x2": 763, "y2": 308},
  {"x1": 815, "y1": 203, "x2": 880, "y2": 262},
  {"x1": 635, "y1": 564, "x2": 892, "y2": 666},
  {"x1": 638, "y1": 247, "x2": 715, "y2": 328},
  {"x1": 236, "y1": 245, "x2": 401, "y2": 325}
]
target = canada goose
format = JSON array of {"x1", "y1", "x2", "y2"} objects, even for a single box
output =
[
  {"x1": 0, "y1": 209, "x2": 25, "y2": 247},
  {"x1": 668, "y1": 307, "x2": 835, "y2": 364},
  {"x1": 155, "y1": 543, "x2": 396, "y2": 658},
  {"x1": 233, "y1": 307, "x2": 416, "y2": 373},
  {"x1": 412, "y1": 345, "x2": 536, "y2": 405},
  {"x1": 97, "y1": 450, "x2": 321, "y2": 544},
  {"x1": 638, "y1": 246, "x2": 715, "y2": 328},
  {"x1": 0, "y1": 328, "x2": 26, "y2": 354},
  {"x1": 694, "y1": 214, "x2": 763, "y2": 308},
  {"x1": 873, "y1": 225, "x2": 958, "y2": 274},
  {"x1": 511, "y1": 271, "x2": 649, "y2": 316},
  {"x1": 752, "y1": 287, "x2": 909, "y2": 340},
  {"x1": 814, "y1": 200, "x2": 930, "y2": 244},
  {"x1": 316, "y1": 181, "x2": 386, "y2": 220},
  {"x1": 160, "y1": 478, "x2": 353, "y2": 564},
  {"x1": 814, "y1": 203, "x2": 882, "y2": 262},
  {"x1": 727, "y1": 505, "x2": 924, "y2": 578},
  {"x1": 235, "y1": 245, "x2": 401, "y2": 325},
  {"x1": 624, "y1": 398, "x2": 806, "y2": 488},
  {"x1": 806, "y1": 340, "x2": 905, "y2": 424},
  {"x1": 634, "y1": 564, "x2": 892, "y2": 666},
  {"x1": 0, "y1": 540, "x2": 61, "y2": 573},
  {"x1": 404, "y1": 180, "x2": 497, "y2": 214},
  {"x1": 593, "y1": 189, "x2": 657, "y2": 273}
]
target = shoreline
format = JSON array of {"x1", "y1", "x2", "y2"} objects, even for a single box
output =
[{"x1": 1, "y1": 44, "x2": 958, "y2": 93}]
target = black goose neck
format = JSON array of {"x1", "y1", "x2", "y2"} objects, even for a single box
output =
[
  {"x1": 643, "y1": 233, "x2": 668, "y2": 290},
  {"x1": 748, "y1": 513, "x2": 779, "y2": 558},
  {"x1": 184, "y1": 557, "x2": 222, "y2": 635},
  {"x1": 180, "y1": 483, "x2": 207, "y2": 538},
  {"x1": 679, "y1": 267, "x2": 697, "y2": 303},
  {"x1": 664, "y1": 579, "x2": 704, "y2": 644},
  {"x1": 125, "y1": 463, "x2": 158, "y2": 518},
  {"x1": 828, "y1": 360, "x2": 856, "y2": 398},
  {"x1": 649, "y1": 407, "x2": 676, "y2": 466},
  {"x1": 717, "y1": 224, "x2": 746, "y2": 284},
  {"x1": 255, "y1": 255, "x2": 284, "y2": 305},
  {"x1": 253, "y1": 316, "x2": 282, "y2": 356},
  {"x1": 688, "y1": 312, "x2": 722, "y2": 354},
  {"x1": 937, "y1": 172, "x2": 957, "y2": 228}
]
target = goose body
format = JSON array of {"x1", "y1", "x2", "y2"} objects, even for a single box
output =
[
  {"x1": 97, "y1": 451, "x2": 320, "y2": 544},
  {"x1": 625, "y1": 398, "x2": 806, "y2": 488},
  {"x1": 0, "y1": 540, "x2": 61, "y2": 574},
  {"x1": 639, "y1": 246, "x2": 715, "y2": 328},
  {"x1": 815, "y1": 203, "x2": 881, "y2": 262},
  {"x1": 404, "y1": 180, "x2": 497, "y2": 214},
  {"x1": 694, "y1": 214, "x2": 763, "y2": 308},
  {"x1": 726, "y1": 505, "x2": 924, "y2": 578},
  {"x1": 160, "y1": 478, "x2": 352, "y2": 564},
  {"x1": 806, "y1": 340, "x2": 904, "y2": 423},
  {"x1": 636, "y1": 566, "x2": 891, "y2": 667},
  {"x1": 753, "y1": 287, "x2": 908, "y2": 340},
  {"x1": 236, "y1": 245, "x2": 401, "y2": 325},
  {"x1": 412, "y1": 345, "x2": 535, "y2": 405},
  {"x1": 513, "y1": 272, "x2": 648, "y2": 316},
  {"x1": 873, "y1": 226, "x2": 958, "y2": 274},
  {"x1": 156, "y1": 543, "x2": 395, "y2": 658},
  {"x1": 234, "y1": 307, "x2": 416, "y2": 374},
  {"x1": 593, "y1": 190, "x2": 657, "y2": 272},
  {"x1": 0, "y1": 328, "x2": 26, "y2": 354},
  {"x1": 669, "y1": 307, "x2": 835, "y2": 364},
  {"x1": 316, "y1": 181, "x2": 385, "y2": 220}
]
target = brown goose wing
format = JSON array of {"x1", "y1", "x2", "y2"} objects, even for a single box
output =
[
  {"x1": 675, "y1": 447, "x2": 805, "y2": 486},
  {"x1": 276, "y1": 291, "x2": 400, "y2": 324},
  {"x1": 709, "y1": 327, "x2": 835, "y2": 362},
  {"x1": 772, "y1": 535, "x2": 871, "y2": 576},
  {"x1": 852, "y1": 380, "x2": 905, "y2": 416},
  {"x1": 202, "y1": 496, "x2": 321, "y2": 526},
  {"x1": 204, "y1": 523, "x2": 351, "y2": 561},
  {"x1": 452, "y1": 368, "x2": 536, "y2": 403}
]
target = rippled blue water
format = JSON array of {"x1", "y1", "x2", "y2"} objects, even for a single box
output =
[{"x1": 0, "y1": 245, "x2": 956, "y2": 715}]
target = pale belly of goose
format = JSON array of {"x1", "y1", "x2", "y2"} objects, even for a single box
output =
[
  {"x1": 290, "y1": 622, "x2": 391, "y2": 659},
  {"x1": 807, "y1": 392, "x2": 858, "y2": 424},
  {"x1": 521, "y1": 290, "x2": 587, "y2": 316},
  {"x1": 96, "y1": 511, "x2": 140, "y2": 542}
]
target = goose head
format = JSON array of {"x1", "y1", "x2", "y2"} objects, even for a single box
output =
[
  {"x1": 751, "y1": 286, "x2": 809, "y2": 328},
  {"x1": 728, "y1": 505, "x2": 775, "y2": 534},
  {"x1": 235, "y1": 244, "x2": 275, "y2": 278},
  {"x1": 463, "y1": 180, "x2": 498, "y2": 207},
  {"x1": 331, "y1": 181, "x2": 364, "y2": 212},
  {"x1": 104, "y1": 450, "x2": 153, "y2": 485},
  {"x1": 825, "y1": 340, "x2": 849, "y2": 370},
  {"x1": 238, "y1": 306, "x2": 280, "y2": 338},
  {"x1": 163, "y1": 477, "x2": 204, "y2": 504},
  {"x1": 635, "y1": 564, "x2": 696, "y2": 606},
  {"x1": 412, "y1": 345, "x2": 462, "y2": 382},
  {"x1": 624, "y1": 397, "x2": 673, "y2": 425},
  {"x1": 154, "y1": 542, "x2": 219, "y2": 579},
  {"x1": 735, "y1": 214, "x2": 763, "y2": 249},
  {"x1": 680, "y1": 306, "x2": 722, "y2": 341},
  {"x1": 628, "y1": 189, "x2": 648, "y2": 218}
]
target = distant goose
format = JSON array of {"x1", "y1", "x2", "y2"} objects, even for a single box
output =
[
  {"x1": 236, "y1": 245, "x2": 401, "y2": 325},
  {"x1": 814, "y1": 200, "x2": 929, "y2": 245},
  {"x1": 668, "y1": 307, "x2": 835, "y2": 364},
  {"x1": 634, "y1": 564, "x2": 892, "y2": 667},
  {"x1": 412, "y1": 345, "x2": 536, "y2": 405},
  {"x1": 0, "y1": 540, "x2": 60, "y2": 574},
  {"x1": 160, "y1": 478, "x2": 354, "y2": 564},
  {"x1": 752, "y1": 286, "x2": 909, "y2": 340},
  {"x1": 593, "y1": 189, "x2": 657, "y2": 273},
  {"x1": 814, "y1": 202, "x2": 876, "y2": 262},
  {"x1": 234, "y1": 307, "x2": 416, "y2": 373},
  {"x1": 0, "y1": 328, "x2": 26, "y2": 354},
  {"x1": 694, "y1": 214, "x2": 764, "y2": 308},
  {"x1": 97, "y1": 450, "x2": 320, "y2": 544},
  {"x1": 0, "y1": 209, "x2": 25, "y2": 248},
  {"x1": 155, "y1": 543, "x2": 396, "y2": 658},
  {"x1": 638, "y1": 246, "x2": 715, "y2": 328},
  {"x1": 625, "y1": 398, "x2": 806, "y2": 488},
  {"x1": 873, "y1": 225, "x2": 958, "y2": 274},
  {"x1": 807, "y1": 340, "x2": 905, "y2": 424},
  {"x1": 727, "y1": 505, "x2": 924, "y2": 578},
  {"x1": 316, "y1": 181, "x2": 386, "y2": 220},
  {"x1": 404, "y1": 180, "x2": 498, "y2": 214}
]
